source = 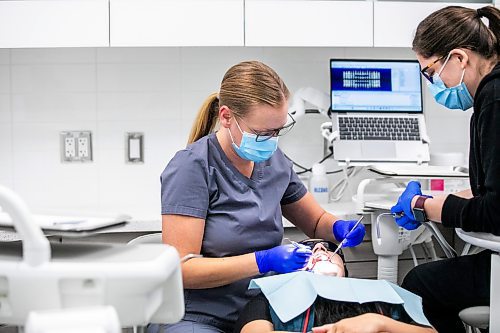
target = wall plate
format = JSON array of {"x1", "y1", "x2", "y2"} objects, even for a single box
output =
[
  {"x1": 60, "y1": 131, "x2": 93, "y2": 163},
  {"x1": 126, "y1": 132, "x2": 144, "y2": 164}
]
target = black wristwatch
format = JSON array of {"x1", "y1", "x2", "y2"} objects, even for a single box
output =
[{"x1": 412, "y1": 195, "x2": 431, "y2": 222}]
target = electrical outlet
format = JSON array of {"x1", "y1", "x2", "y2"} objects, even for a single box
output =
[
  {"x1": 65, "y1": 137, "x2": 76, "y2": 159},
  {"x1": 78, "y1": 137, "x2": 89, "y2": 158},
  {"x1": 77, "y1": 131, "x2": 92, "y2": 161},
  {"x1": 60, "y1": 131, "x2": 92, "y2": 162}
]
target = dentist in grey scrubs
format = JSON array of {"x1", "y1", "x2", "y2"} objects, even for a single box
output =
[{"x1": 151, "y1": 61, "x2": 366, "y2": 333}]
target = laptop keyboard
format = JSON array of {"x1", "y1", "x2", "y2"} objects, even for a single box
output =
[{"x1": 338, "y1": 116, "x2": 421, "y2": 141}]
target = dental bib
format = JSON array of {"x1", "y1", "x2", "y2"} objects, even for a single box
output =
[{"x1": 249, "y1": 271, "x2": 431, "y2": 326}]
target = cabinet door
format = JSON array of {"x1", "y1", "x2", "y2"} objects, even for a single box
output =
[
  {"x1": 374, "y1": 2, "x2": 489, "y2": 47},
  {"x1": 245, "y1": 0, "x2": 373, "y2": 47},
  {"x1": 0, "y1": 0, "x2": 109, "y2": 48},
  {"x1": 110, "y1": 0, "x2": 244, "y2": 47}
]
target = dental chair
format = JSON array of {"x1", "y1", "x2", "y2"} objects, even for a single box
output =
[
  {"x1": 127, "y1": 232, "x2": 163, "y2": 245},
  {"x1": 0, "y1": 185, "x2": 185, "y2": 332},
  {"x1": 455, "y1": 228, "x2": 500, "y2": 333}
]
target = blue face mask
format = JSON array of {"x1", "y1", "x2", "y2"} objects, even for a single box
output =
[
  {"x1": 228, "y1": 119, "x2": 278, "y2": 163},
  {"x1": 427, "y1": 53, "x2": 474, "y2": 111}
]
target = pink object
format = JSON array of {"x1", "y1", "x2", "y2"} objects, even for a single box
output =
[{"x1": 431, "y1": 179, "x2": 445, "y2": 191}]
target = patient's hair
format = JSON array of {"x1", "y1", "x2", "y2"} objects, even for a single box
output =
[{"x1": 313, "y1": 297, "x2": 411, "y2": 326}]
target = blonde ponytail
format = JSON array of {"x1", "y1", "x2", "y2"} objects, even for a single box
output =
[
  {"x1": 187, "y1": 93, "x2": 220, "y2": 145},
  {"x1": 187, "y1": 61, "x2": 289, "y2": 145}
]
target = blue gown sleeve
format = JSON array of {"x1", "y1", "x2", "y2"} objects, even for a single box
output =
[
  {"x1": 281, "y1": 167, "x2": 308, "y2": 205},
  {"x1": 160, "y1": 149, "x2": 210, "y2": 219}
]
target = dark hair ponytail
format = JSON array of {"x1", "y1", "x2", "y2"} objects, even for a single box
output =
[
  {"x1": 477, "y1": 6, "x2": 500, "y2": 56},
  {"x1": 413, "y1": 5, "x2": 500, "y2": 60}
]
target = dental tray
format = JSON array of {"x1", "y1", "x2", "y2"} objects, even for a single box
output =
[
  {"x1": 0, "y1": 213, "x2": 130, "y2": 233},
  {"x1": 368, "y1": 164, "x2": 469, "y2": 178}
]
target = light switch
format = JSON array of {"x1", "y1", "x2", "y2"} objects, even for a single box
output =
[
  {"x1": 129, "y1": 138, "x2": 141, "y2": 159},
  {"x1": 126, "y1": 132, "x2": 144, "y2": 163}
]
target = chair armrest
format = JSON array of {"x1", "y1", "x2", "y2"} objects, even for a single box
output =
[{"x1": 456, "y1": 228, "x2": 500, "y2": 252}]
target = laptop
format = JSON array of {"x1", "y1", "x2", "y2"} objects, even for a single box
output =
[{"x1": 330, "y1": 59, "x2": 430, "y2": 164}]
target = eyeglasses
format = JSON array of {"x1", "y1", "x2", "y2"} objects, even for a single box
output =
[
  {"x1": 237, "y1": 113, "x2": 296, "y2": 142},
  {"x1": 420, "y1": 55, "x2": 445, "y2": 83}
]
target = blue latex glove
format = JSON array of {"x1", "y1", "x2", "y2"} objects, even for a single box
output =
[
  {"x1": 332, "y1": 219, "x2": 366, "y2": 247},
  {"x1": 255, "y1": 244, "x2": 312, "y2": 274},
  {"x1": 390, "y1": 181, "x2": 427, "y2": 230}
]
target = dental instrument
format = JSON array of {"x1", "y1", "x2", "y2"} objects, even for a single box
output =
[
  {"x1": 331, "y1": 216, "x2": 364, "y2": 256},
  {"x1": 284, "y1": 238, "x2": 311, "y2": 250}
]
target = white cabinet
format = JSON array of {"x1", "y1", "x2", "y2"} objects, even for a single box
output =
[
  {"x1": 374, "y1": 2, "x2": 489, "y2": 47},
  {"x1": 245, "y1": 0, "x2": 373, "y2": 47},
  {"x1": 2, "y1": 0, "x2": 492, "y2": 49},
  {"x1": 0, "y1": 0, "x2": 109, "y2": 48},
  {"x1": 110, "y1": 0, "x2": 244, "y2": 47}
]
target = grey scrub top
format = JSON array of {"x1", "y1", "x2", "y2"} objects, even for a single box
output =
[{"x1": 160, "y1": 133, "x2": 307, "y2": 331}]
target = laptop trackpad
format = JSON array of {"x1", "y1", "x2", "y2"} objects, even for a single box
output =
[{"x1": 362, "y1": 142, "x2": 396, "y2": 159}]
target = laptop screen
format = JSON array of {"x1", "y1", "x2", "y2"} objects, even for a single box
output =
[{"x1": 330, "y1": 59, "x2": 423, "y2": 113}]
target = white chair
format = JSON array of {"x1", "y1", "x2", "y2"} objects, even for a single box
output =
[
  {"x1": 458, "y1": 306, "x2": 490, "y2": 333},
  {"x1": 455, "y1": 228, "x2": 500, "y2": 332},
  {"x1": 126, "y1": 232, "x2": 164, "y2": 333},
  {"x1": 127, "y1": 232, "x2": 163, "y2": 245},
  {"x1": 0, "y1": 185, "x2": 184, "y2": 330}
]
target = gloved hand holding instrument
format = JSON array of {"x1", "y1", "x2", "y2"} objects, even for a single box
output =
[
  {"x1": 255, "y1": 244, "x2": 312, "y2": 274},
  {"x1": 332, "y1": 216, "x2": 366, "y2": 248},
  {"x1": 331, "y1": 216, "x2": 365, "y2": 256},
  {"x1": 391, "y1": 181, "x2": 433, "y2": 230}
]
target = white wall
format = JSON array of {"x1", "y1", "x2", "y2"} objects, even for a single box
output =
[{"x1": 0, "y1": 47, "x2": 472, "y2": 220}]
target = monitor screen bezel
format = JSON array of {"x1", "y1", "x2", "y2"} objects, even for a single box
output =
[{"x1": 329, "y1": 58, "x2": 424, "y2": 114}]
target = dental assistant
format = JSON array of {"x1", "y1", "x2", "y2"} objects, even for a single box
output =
[
  {"x1": 152, "y1": 61, "x2": 365, "y2": 333},
  {"x1": 390, "y1": 6, "x2": 500, "y2": 333}
]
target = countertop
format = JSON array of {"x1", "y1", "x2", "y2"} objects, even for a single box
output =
[{"x1": 0, "y1": 201, "x2": 360, "y2": 241}]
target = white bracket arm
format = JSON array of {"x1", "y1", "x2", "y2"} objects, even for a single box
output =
[
  {"x1": 288, "y1": 87, "x2": 330, "y2": 120},
  {"x1": 356, "y1": 178, "x2": 375, "y2": 212},
  {"x1": 320, "y1": 121, "x2": 339, "y2": 144},
  {"x1": 0, "y1": 185, "x2": 50, "y2": 266}
]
